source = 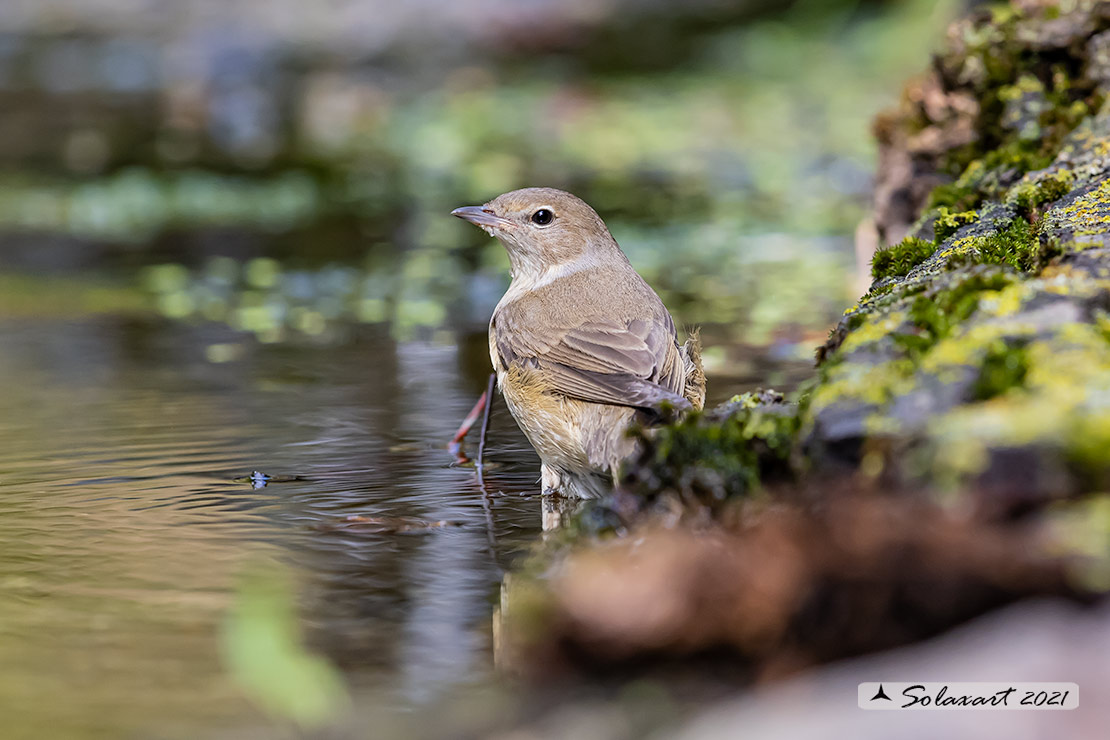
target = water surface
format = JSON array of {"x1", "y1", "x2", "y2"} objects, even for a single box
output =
[
  {"x1": 0, "y1": 316, "x2": 547, "y2": 737},
  {"x1": 0, "y1": 276, "x2": 824, "y2": 739}
]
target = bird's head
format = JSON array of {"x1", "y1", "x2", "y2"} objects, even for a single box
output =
[{"x1": 452, "y1": 187, "x2": 622, "y2": 279}]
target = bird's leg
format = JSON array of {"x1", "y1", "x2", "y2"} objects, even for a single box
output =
[
  {"x1": 448, "y1": 373, "x2": 496, "y2": 465},
  {"x1": 540, "y1": 464, "x2": 562, "y2": 496}
]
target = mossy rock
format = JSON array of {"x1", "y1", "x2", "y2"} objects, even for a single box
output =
[
  {"x1": 808, "y1": 100, "x2": 1110, "y2": 507},
  {"x1": 874, "y1": 0, "x2": 1110, "y2": 245},
  {"x1": 620, "y1": 0, "x2": 1110, "y2": 515},
  {"x1": 617, "y1": 390, "x2": 799, "y2": 513}
]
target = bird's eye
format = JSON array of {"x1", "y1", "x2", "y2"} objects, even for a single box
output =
[{"x1": 531, "y1": 208, "x2": 554, "y2": 226}]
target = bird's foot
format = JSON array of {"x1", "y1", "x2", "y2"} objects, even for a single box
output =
[{"x1": 540, "y1": 463, "x2": 562, "y2": 494}]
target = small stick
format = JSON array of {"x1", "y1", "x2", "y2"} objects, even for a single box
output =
[
  {"x1": 447, "y1": 375, "x2": 503, "y2": 569},
  {"x1": 475, "y1": 373, "x2": 496, "y2": 486},
  {"x1": 468, "y1": 374, "x2": 501, "y2": 570},
  {"x1": 479, "y1": 483, "x2": 504, "y2": 572}
]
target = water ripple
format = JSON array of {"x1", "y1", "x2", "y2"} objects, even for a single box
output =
[{"x1": 0, "y1": 318, "x2": 543, "y2": 734}]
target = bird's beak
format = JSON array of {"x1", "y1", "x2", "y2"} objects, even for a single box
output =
[{"x1": 451, "y1": 205, "x2": 513, "y2": 232}]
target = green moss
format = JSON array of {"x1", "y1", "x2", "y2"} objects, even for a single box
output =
[
  {"x1": 640, "y1": 2, "x2": 1110, "y2": 511},
  {"x1": 920, "y1": 323, "x2": 1015, "y2": 374},
  {"x1": 838, "y1": 310, "x2": 908, "y2": 354},
  {"x1": 809, "y1": 358, "x2": 917, "y2": 413},
  {"x1": 945, "y1": 217, "x2": 1049, "y2": 272},
  {"x1": 985, "y1": 141, "x2": 1053, "y2": 174},
  {"x1": 943, "y1": 127, "x2": 1051, "y2": 187},
  {"x1": 894, "y1": 284, "x2": 983, "y2": 360},
  {"x1": 927, "y1": 160, "x2": 989, "y2": 212},
  {"x1": 621, "y1": 391, "x2": 799, "y2": 504},
  {"x1": 826, "y1": 269, "x2": 1015, "y2": 366},
  {"x1": 871, "y1": 236, "x2": 936, "y2": 280},
  {"x1": 933, "y1": 208, "x2": 979, "y2": 242},
  {"x1": 928, "y1": 182, "x2": 978, "y2": 212},
  {"x1": 971, "y1": 340, "x2": 1030, "y2": 400},
  {"x1": 1009, "y1": 170, "x2": 1075, "y2": 217},
  {"x1": 804, "y1": 3, "x2": 1110, "y2": 498},
  {"x1": 929, "y1": 138, "x2": 1065, "y2": 214},
  {"x1": 933, "y1": 51, "x2": 1099, "y2": 210},
  {"x1": 865, "y1": 282, "x2": 896, "y2": 300},
  {"x1": 925, "y1": 321, "x2": 1110, "y2": 489},
  {"x1": 911, "y1": 270, "x2": 1012, "y2": 335}
]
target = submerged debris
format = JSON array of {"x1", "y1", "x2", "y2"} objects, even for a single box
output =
[
  {"x1": 233, "y1": 471, "x2": 305, "y2": 488},
  {"x1": 318, "y1": 515, "x2": 463, "y2": 534}
]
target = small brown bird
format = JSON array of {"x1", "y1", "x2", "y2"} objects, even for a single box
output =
[{"x1": 453, "y1": 187, "x2": 705, "y2": 498}]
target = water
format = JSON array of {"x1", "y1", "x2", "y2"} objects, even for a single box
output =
[
  {"x1": 0, "y1": 315, "x2": 550, "y2": 737},
  {"x1": 0, "y1": 282, "x2": 824, "y2": 739}
]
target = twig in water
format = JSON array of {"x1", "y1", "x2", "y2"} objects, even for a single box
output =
[
  {"x1": 450, "y1": 373, "x2": 502, "y2": 572},
  {"x1": 475, "y1": 372, "x2": 496, "y2": 487}
]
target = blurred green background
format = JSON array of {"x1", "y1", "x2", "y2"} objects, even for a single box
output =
[{"x1": 1, "y1": 0, "x2": 956, "y2": 359}]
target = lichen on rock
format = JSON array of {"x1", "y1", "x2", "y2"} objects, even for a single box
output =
[
  {"x1": 805, "y1": 1, "x2": 1110, "y2": 508},
  {"x1": 620, "y1": 0, "x2": 1110, "y2": 512},
  {"x1": 616, "y1": 389, "x2": 799, "y2": 514}
]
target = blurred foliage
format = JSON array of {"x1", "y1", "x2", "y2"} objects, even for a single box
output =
[
  {"x1": 137, "y1": 242, "x2": 852, "y2": 347},
  {"x1": 222, "y1": 564, "x2": 349, "y2": 729},
  {"x1": 0, "y1": 0, "x2": 957, "y2": 348},
  {"x1": 0, "y1": 273, "x2": 148, "y2": 317},
  {"x1": 0, "y1": 170, "x2": 321, "y2": 242},
  {"x1": 374, "y1": 0, "x2": 957, "y2": 233}
]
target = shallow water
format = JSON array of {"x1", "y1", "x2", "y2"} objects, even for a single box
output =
[
  {"x1": 0, "y1": 297, "x2": 818, "y2": 738},
  {"x1": 0, "y1": 316, "x2": 550, "y2": 736}
]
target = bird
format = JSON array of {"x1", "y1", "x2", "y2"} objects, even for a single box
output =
[{"x1": 452, "y1": 187, "x2": 705, "y2": 499}]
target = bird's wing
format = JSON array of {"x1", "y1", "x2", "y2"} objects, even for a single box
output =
[{"x1": 494, "y1": 315, "x2": 689, "y2": 410}]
